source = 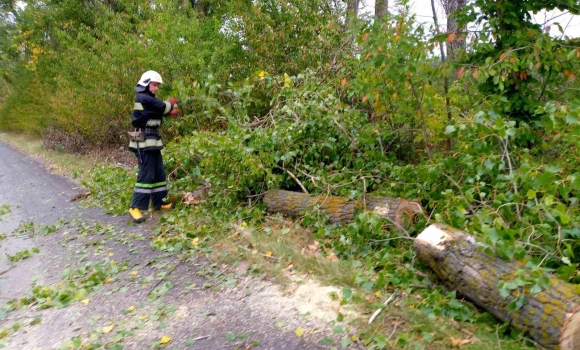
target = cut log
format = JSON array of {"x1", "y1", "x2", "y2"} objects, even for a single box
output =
[
  {"x1": 263, "y1": 189, "x2": 422, "y2": 229},
  {"x1": 414, "y1": 224, "x2": 580, "y2": 350}
]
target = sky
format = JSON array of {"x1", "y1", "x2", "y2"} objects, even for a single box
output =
[{"x1": 359, "y1": 0, "x2": 580, "y2": 39}]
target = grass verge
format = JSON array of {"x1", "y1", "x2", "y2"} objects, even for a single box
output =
[
  {"x1": 205, "y1": 217, "x2": 536, "y2": 350},
  {"x1": 0, "y1": 132, "x2": 100, "y2": 178}
]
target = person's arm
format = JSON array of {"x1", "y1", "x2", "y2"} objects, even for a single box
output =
[{"x1": 141, "y1": 95, "x2": 173, "y2": 115}]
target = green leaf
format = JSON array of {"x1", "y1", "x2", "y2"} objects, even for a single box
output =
[
  {"x1": 508, "y1": 297, "x2": 528, "y2": 312},
  {"x1": 322, "y1": 338, "x2": 334, "y2": 345},
  {"x1": 342, "y1": 288, "x2": 352, "y2": 302},
  {"x1": 421, "y1": 332, "x2": 435, "y2": 344},
  {"x1": 448, "y1": 298, "x2": 463, "y2": 309},
  {"x1": 565, "y1": 114, "x2": 579, "y2": 124},
  {"x1": 340, "y1": 337, "x2": 353, "y2": 347},
  {"x1": 544, "y1": 164, "x2": 561, "y2": 173},
  {"x1": 498, "y1": 282, "x2": 511, "y2": 299},
  {"x1": 148, "y1": 282, "x2": 174, "y2": 300},
  {"x1": 225, "y1": 332, "x2": 237, "y2": 342}
]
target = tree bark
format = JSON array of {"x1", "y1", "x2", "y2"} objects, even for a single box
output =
[
  {"x1": 189, "y1": 0, "x2": 209, "y2": 16},
  {"x1": 263, "y1": 189, "x2": 422, "y2": 229},
  {"x1": 431, "y1": 0, "x2": 453, "y2": 150},
  {"x1": 345, "y1": 0, "x2": 359, "y2": 24},
  {"x1": 414, "y1": 224, "x2": 580, "y2": 350},
  {"x1": 375, "y1": 0, "x2": 388, "y2": 18},
  {"x1": 444, "y1": 0, "x2": 466, "y2": 57}
]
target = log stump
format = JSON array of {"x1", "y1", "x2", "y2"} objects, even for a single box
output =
[
  {"x1": 414, "y1": 224, "x2": 580, "y2": 350},
  {"x1": 263, "y1": 189, "x2": 422, "y2": 229}
]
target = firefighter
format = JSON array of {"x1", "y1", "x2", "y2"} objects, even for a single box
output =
[{"x1": 128, "y1": 70, "x2": 179, "y2": 223}]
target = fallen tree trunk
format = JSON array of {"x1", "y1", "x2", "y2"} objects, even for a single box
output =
[
  {"x1": 263, "y1": 189, "x2": 422, "y2": 229},
  {"x1": 414, "y1": 224, "x2": 580, "y2": 350}
]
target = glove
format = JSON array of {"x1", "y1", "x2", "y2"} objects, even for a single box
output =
[
  {"x1": 168, "y1": 108, "x2": 180, "y2": 117},
  {"x1": 168, "y1": 98, "x2": 178, "y2": 105}
]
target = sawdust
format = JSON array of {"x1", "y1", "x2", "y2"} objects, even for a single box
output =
[{"x1": 239, "y1": 274, "x2": 359, "y2": 328}]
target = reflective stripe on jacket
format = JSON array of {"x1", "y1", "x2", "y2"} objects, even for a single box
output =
[{"x1": 129, "y1": 90, "x2": 173, "y2": 152}]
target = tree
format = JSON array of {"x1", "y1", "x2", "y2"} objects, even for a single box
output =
[
  {"x1": 346, "y1": 0, "x2": 359, "y2": 25},
  {"x1": 462, "y1": 0, "x2": 580, "y2": 122},
  {"x1": 430, "y1": 0, "x2": 453, "y2": 149},
  {"x1": 187, "y1": 0, "x2": 212, "y2": 16},
  {"x1": 443, "y1": 0, "x2": 466, "y2": 57},
  {"x1": 0, "y1": 0, "x2": 18, "y2": 104},
  {"x1": 375, "y1": 0, "x2": 388, "y2": 18}
]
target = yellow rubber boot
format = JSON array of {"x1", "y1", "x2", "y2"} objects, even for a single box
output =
[{"x1": 129, "y1": 208, "x2": 146, "y2": 223}]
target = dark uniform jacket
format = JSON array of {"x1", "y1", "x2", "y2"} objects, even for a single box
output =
[{"x1": 129, "y1": 90, "x2": 173, "y2": 152}]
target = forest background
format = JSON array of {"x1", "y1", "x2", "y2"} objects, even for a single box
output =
[{"x1": 1, "y1": 0, "x2": 580, "y2": 349}]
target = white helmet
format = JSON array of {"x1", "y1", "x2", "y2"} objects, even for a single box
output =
[{"x1": 135, "y1": 70, "x2": 163, "y2": 92}]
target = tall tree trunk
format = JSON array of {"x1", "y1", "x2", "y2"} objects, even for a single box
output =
[
  {"x1": 345, "y1": 0, "x2": 359, "y2": 25},
  {"x1": 408, "y1": 78, "x2": 431, "y2": 159},
  {"x1": 105, "y1": 0, "x2": 119, "y2": 12},
  {"x1": 375, "y1": 0, "x2": 388, "y2": 18},
  {"x1": 189, "y1": 0, "x2": 210, "y2": 16},
  {"x1": 431, "y1": 0, "x2": 453, "y2": 150},
  {"x1": 444, "y1": 0, "x2": 466, "y2": 57}
]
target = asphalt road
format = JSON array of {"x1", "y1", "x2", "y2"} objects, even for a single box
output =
[{"x1": 0, "y1": 141, "x2": 343, "y2": 350}]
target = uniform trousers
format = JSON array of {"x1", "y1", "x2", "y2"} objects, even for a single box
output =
[{"x1": 129, "y1": 150, "x2": 168, "y2": 210}]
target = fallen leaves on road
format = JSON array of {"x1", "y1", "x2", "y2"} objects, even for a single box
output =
[
  {"x1": 295, "y1": 327, "x2": 304, "y2": 337},
  {"x1": 102, "y1": 324, "x2": 114, "y2": 334},
  {"x1": 160, "y1": 336, "x2": 172, "y2": 344}
]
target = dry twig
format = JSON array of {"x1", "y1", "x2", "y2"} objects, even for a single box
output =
[
  {"x1": 0, "y1": 266, "x2": 15, "y2": 276},
  {"x1": 284, "y1": 168, "x2": 308, "y2": 194},
  {"x1": 147, "y1": 258, "x2": 185, "y2": 296},
  {"x1": 368, "y1": 291, "x2": 399, "y2": 324},
  {"x1": 333, "y1": 118, "x2": 360, "y2": 151}
]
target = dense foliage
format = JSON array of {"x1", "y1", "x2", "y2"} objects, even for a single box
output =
[
  {"x1": 2, "y1": 0, "x2": 580, "y2": 347},
  {"x1": 461, "y1": 0, "x2": 580, "y2": 121}
]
